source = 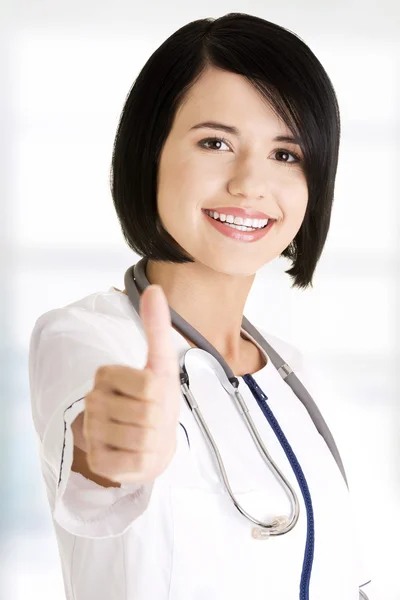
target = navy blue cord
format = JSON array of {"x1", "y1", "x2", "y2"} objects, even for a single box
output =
[
  {"x1": 242, "y1": 373, "x2": 315, "y2": 600},
  {"x1": 179, "y1": 421, "x2": 190, "y2": 449}
]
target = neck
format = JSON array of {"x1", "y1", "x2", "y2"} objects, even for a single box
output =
[{"x1": 144, "y1": 259, "x2": 255, "y2": 365}]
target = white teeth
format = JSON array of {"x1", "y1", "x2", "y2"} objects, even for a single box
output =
[{"x1": 205, "y1": 210, "x2": 269, "y2": 229}]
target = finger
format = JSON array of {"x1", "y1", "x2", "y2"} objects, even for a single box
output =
[
  {"x1": 140, "y1": 284, "x2": 178, "y2": 376},
  {"x1": 93, "y1": 365, "x2": 158, "y2": 400},
  {"x1": 86, "y1": 416, "x2": 159, "y2": 453},
  {"x1": 86, "y1": 390, "x2": 163, "y2": 428},
  {"x1": 87, "y1": 446, "x2": 157, "y2": 483}
]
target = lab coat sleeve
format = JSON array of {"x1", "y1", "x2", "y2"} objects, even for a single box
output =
[
  {"x1": 28, "y1": 308, "x2": 155, "y2": 539},
  {"x1": 294, "y1": 352, "x2": 374, "y2": 598}
]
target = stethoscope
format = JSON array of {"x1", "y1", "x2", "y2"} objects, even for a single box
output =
[{"x1": 124, "y1": 257, "x2": 350, "y2": 599}]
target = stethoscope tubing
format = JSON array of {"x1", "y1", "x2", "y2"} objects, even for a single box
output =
[
  {"x1": 180, "y1": 370, "x2": 300, "y2": 536},
  {"x1": 126, "y1": 257, "x2": 301, "y2": 536},
  {"x1": 123, "y1": 257, "x2": 364, "y2": 599}
]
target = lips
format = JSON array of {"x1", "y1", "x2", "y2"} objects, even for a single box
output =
[
  {"x1": 203, "y1": 207, "x2": 274, "y2": 220},
  {"x1": 204, "y1": 209, "x2": 268, "y2": 229},
  {"x1": 203, "y1": 209, "x2": 276, "y2": 243}
]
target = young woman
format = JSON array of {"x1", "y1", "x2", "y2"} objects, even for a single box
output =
[{"x1": 28, "y1": 12, "x2": 372, "y2": 600}]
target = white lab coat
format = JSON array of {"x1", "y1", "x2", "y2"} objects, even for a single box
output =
[{"x1": 28, "y1": 286, "x2": 372, "y2": 599}]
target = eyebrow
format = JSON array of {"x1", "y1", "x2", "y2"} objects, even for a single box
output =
[{"x1": 189, "y1": 120, "x2": 302, "y2": 146}]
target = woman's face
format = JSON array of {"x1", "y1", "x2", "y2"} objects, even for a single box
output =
[{"x1": 156, "y1": 66, "x2": 308, "y2": 276}]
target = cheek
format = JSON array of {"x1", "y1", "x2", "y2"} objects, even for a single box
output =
[
  {"x1": 157, "y1": 157, "x2": 185, "y2": 222},
  {"x1": 284, "y1": 179, "x2": 308, "y2": 219},
  {"x1": 156, "y1": 178, "x2": 197, "y2": 234},
  {"x1": 295, "y1": 197, "x2": 308, "y2": 223},
  {"x1": 158, "y1": 160, "x2": 217, "y2": 223},
  {"x1": 278, "y1": 186, "x2": 308, "y2": 240},
  {"x1": 291, "y1": 202, "x2": 308, "y2": 235}
]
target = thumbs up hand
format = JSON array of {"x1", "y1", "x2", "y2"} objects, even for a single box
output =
[{"x1": 83, "y1": 285, "x2": 181, "y2": 485}]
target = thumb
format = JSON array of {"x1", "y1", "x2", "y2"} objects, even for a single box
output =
[{"x1": 140, "y1": 284, "x2": 178, "y2": 376}]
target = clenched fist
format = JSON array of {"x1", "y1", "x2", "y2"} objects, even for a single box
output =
[{"x1": 83, "y1": 284, "x2": 181, "y2": 485}]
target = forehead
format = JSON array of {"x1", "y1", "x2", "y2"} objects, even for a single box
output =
[{"x1": 174, "y1": 67, "x2": 288, "y2": 134}]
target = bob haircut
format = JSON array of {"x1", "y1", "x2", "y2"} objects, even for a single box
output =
[{"x1": 110, "y1": 12, "x2": 341, "y2": 290}]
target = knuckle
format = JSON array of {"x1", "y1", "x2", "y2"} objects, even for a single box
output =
[
  {"x1": 85, "y1": 389, "x2": 103, "y2": 410},
  {"x1": 85, "y1": 418, "x2": 101, "y2": 441},
  {"x1": 95, "y1": 365, "x2": 110, "y2": 381},
  {"x1": 94, "y1": 364, "x2": 123, "y2": 388}
]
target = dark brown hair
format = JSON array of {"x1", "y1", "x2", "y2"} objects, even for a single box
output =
[{"x1": 110, "y1": 12, "x2": 341, "y2": 289}]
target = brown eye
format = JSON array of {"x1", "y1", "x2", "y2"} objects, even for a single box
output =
[
  {"x1": 198, "y1": 137, "x2": 230, "y2": 151},
  {"x1": 273, "y1": 149, "x2": 302, "y2": 164}
]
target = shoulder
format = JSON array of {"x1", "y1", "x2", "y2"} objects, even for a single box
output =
[
  {"x1": 30, "y1": 286, "x2": 138, "y2": 334},
  {"x1": 29, "y1": 287, "x2": 148, "y2": 369}
]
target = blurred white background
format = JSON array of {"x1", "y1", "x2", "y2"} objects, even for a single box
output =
[{"x1": 0, "y1": 1, "x2": 399, "y2": 598}]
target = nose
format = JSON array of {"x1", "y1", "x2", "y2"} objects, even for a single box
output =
[{"x1": 227, "y1": 158, "x2": 270, "y2": 201}]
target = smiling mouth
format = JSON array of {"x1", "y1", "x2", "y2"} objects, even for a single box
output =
[
  {"x1": 202, "y1": 209, "x2": 276, "y2": 242},
  {"x1": 203, "y1": 209, "x2": 271, "y2": 231}
]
